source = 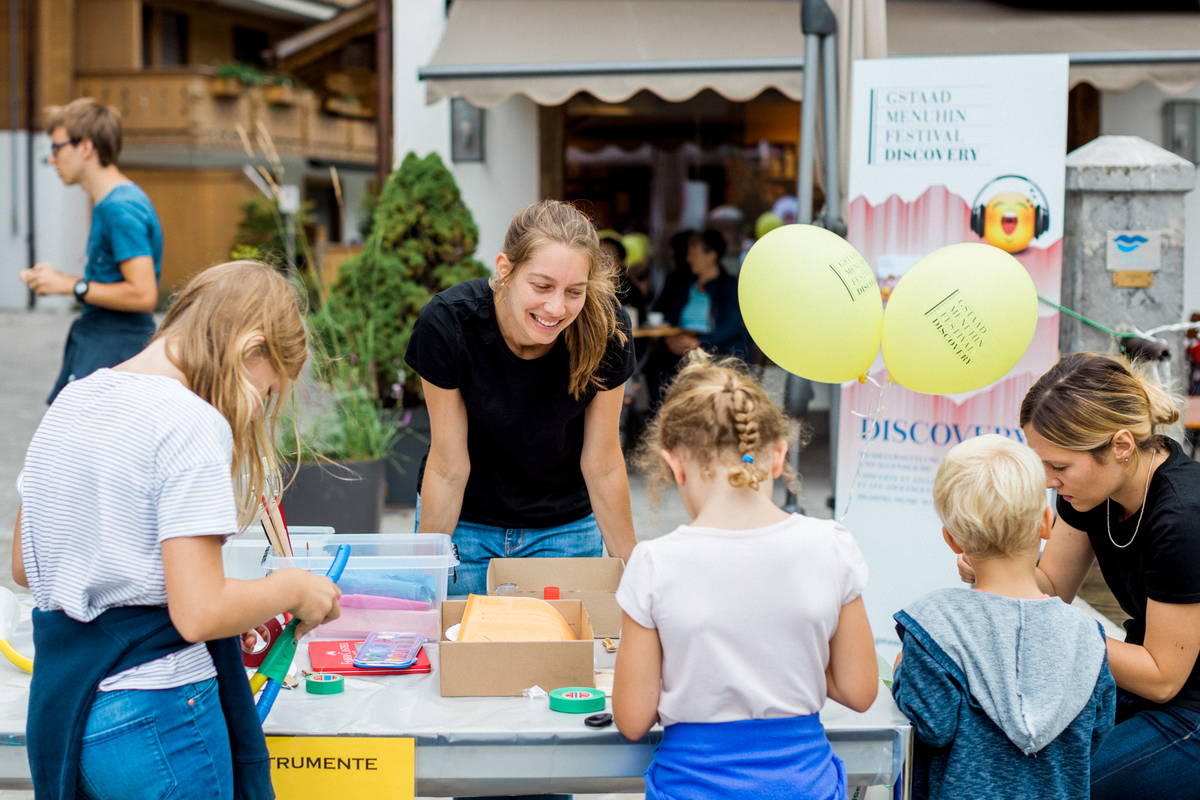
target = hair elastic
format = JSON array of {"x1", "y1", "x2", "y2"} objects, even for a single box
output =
[{"x1": 742, "y1": 454, "x2": 755, "y2": 464}]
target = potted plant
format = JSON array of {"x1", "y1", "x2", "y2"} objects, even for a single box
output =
[
  {"x1": 264, "y1": 74, "x2": 299, "y2": 107},
  {"x1": 313, "y1": 152, "x2": 487, "y2": 504},
  {"x1": 211, "y1": 62, "x2": 263, "y2": 98}
]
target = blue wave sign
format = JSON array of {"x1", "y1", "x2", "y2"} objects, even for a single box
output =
[
  {"x1": 1114, "y1": 234, "x2": 1149, "y2": 253},
  {"x1": 1107, "y1": 230, "x2": 1161, "y2": 272}
]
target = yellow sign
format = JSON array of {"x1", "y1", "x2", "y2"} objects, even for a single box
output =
[{"x1": 266, "y1": 736, "x2": 414, "y2": 799}]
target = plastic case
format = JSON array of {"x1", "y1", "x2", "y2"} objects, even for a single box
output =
[{"x1": 226, "y1": 532, "x2": 458, "y2": 639}]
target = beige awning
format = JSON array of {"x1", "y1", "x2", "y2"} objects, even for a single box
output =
[
  {"x1": 889, "y1": 2, "x2": 1200, "y2": 94},
  {"x1": 420, "y1": 0, "x2": 886, "y2": 108}
]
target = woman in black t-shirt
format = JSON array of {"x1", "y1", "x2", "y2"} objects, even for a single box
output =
[
  {"x1": 959, "y1": 353, "x2": 1200, "y2": 798},
  {"x1": 405, "y1": 201, "x2": 637, "y2": 596}
]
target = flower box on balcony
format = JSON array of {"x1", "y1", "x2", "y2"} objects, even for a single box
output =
[
  {"x1": 209, "y1": 77, "x2": 242, "y2": 99},
  {"x1": 265, "y1": 84, "x2": 296, "y2": 107}
]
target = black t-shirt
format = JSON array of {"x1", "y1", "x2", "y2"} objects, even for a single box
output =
[
  {"x1": 405, "y1": 278, "x2": 635, "y2": 528},
  {"x1": 1056, "y1": 436, "x2": 1200, "y2": 711}
]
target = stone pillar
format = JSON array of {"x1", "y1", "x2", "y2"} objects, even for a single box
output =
[{"x1": 1063, "y1": 136, "x2": 1196, "y2": 387}]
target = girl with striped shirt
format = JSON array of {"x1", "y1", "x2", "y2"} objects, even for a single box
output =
[{"x1": 14, "y1": 260, "x2": 341, "y2": 799}]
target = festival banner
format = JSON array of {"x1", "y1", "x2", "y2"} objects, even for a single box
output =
[{"x1": 837, "y1": 54, "x2": 1068, "y2": 644}]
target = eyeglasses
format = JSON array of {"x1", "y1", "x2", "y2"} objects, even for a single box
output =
[{"x1": 48, "y1": 138, "x2": 81, "y2": 157}]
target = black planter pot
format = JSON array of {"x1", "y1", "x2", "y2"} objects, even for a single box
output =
[
  {"x1": 282, "y1": 458, "x2": 385, "y2": 533},
  {"x1": 385, "y1": 406, "x2": 431, "y2": 506}
]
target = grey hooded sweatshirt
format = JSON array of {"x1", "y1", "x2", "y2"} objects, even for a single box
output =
[{"x1": 893, "y1": 588, "x2": 1116, "y2": 800}]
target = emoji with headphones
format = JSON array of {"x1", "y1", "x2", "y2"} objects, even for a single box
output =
[{"x1": 969, "y1": 175, "x2": 1050, "y2": 254}]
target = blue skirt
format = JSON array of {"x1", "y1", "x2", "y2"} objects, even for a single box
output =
[{"x1": 645, "y1": 714, "x2": 847, "y2": 800}]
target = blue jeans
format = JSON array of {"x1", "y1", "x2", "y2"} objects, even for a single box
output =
[
  {"x1": 1091, "y1": 690, "x2": 1200, "y2": 799},
  {"x1": 79, "y1": 678, "x2": 233, "y2": 800},
  {"x1": 415, "y1": 500, "x2": 603, "y2": 597}
]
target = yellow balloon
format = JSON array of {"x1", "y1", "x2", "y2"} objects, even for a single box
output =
[
  {"x1": 881, "y1": 243, "x2": 1037, "y2": 394},
  {"x1": 738, "y1": 224, "x2": 883, "y2": 383}
]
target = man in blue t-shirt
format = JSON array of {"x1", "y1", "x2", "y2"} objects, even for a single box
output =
[{"x1": 19, "y1": 98, "x2": 163, "y2": 403}]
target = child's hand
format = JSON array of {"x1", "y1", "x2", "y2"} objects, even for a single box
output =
[
  {"x1": 282, "y1": 570, "x2": 342, "y2": 638},
  {"x1": 956, "y1": 553, "x2": 976, "y2": 584}
]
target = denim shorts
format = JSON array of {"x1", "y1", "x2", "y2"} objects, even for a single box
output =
[
  {"x1": 415, "y1": 499, "x2": 603, "y2": 597},
  {"x1": 79, "y1": 678, "x2": 232, "y2": 800}
]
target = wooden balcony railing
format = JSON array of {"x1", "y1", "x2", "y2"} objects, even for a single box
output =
[{"x1": 75, "y1": 69, "x2": 376, "y2": 165}]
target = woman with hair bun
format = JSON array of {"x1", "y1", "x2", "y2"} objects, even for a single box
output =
[
  {"x1": 960, "y1": 352, "x2": 1200, "y2": 797},
  {"x1": 406, "y1": 200, "x2": 637, "y2": 596}
]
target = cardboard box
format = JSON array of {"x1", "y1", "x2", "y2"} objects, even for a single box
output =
[
  {"x1": 438, "y1": 599, "x2": 595, "y2": 697},
  {"x1": 486, "y1": 557, "x2": 624, "y2": 638}
]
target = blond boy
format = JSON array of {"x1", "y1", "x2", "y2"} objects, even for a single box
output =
[{"x1": 891, "y1": 434, "x2": 1115, "y2": 800}]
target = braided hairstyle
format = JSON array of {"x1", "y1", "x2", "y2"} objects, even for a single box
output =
[{"x1": 637, "y1": 350, "x2": 804, "y2": 495}]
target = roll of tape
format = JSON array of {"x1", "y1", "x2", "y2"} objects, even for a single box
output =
[
  {"x1": 548, "y1": 686, "x2": 606, "y2": 714},
  {"x1": 305, "y1": 673, "x2": 345, "y2": 695}
]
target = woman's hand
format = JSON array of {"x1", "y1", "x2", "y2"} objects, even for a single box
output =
[
  {"x1": 956, "y1": 553, "x2": 976, "y2": 584},
  {"x1": 580, "y1": 386, "x2": 637, "y2": 562}
]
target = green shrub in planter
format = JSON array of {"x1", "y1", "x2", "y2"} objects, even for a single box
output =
[{"x1": 313, "y1": 152, "x2": 487, "y2": 406}]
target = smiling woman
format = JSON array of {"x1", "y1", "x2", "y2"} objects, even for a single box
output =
[{"x1": 405, "y1": 200, "x2": 637, "y2": 599}]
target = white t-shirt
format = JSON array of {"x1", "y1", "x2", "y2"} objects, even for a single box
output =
[
  {"x1": 615, "y1": 514, "x2": 868, "y2": 726},
  {"x1": 19, "y1": 369, "x2": 239, "y2": 690}
]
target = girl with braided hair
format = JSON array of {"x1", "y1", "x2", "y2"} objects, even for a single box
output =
[{"x1": 612, "y1": 350, "x2": 877, "y2": 800}]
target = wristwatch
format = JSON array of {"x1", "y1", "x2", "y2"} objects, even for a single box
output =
[{"x1": 73, "y1": 279, "x2": 89, "y2": 302}]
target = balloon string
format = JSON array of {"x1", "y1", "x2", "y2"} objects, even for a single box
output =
[{"x1": 838, "y1": 376, "x2": 890, "y2": 524}]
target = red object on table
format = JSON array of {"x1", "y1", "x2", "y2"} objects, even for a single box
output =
[
  {"x1": 307, "y1": 640, "x2": 432, "y2": 676},
  {"x1": 543, "y1": 586, "x2": 560, "y2": 600}
]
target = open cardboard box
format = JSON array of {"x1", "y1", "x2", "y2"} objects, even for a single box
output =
[
  {"x1": 439, "y1": 598, "x2": 595, "y2": 697},
  {"x1": 486, "y1": 557, "x2": 624, "y2": 638}
]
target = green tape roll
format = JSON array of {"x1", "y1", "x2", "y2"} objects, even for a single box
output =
[
  {"x1": 305, "y1": 673, "x2": 345, "y2": 695},
  {"x1": 548, "y1": 686, "x2": 605, "y2": 714}
]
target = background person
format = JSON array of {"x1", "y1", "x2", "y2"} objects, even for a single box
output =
[
  {"x1": 614, "y1": 351, "x2": 876, "y2": 800},
  {"x1": 13, "y1": 261, "x2": 341, "y2": 799},
  {"x1": 957, "y1": 352, "x2": 1200, "y2": 798},
  {"x1": 19, "y1": 98, "x2": 163, "y2": 404},
  {"x1": 406, "y1": 200, "x2": 637, "y2": 597},
  {"x1": 642, "y1": 229, "x2": 752, "y2": 411},
  {"x1": 894, "y1": 434, "x2": 1115, "y2": 800}
]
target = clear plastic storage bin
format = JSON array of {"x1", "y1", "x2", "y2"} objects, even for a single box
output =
[{"x1": 225, "y1": 533, "x2": 457, "y2": 640}]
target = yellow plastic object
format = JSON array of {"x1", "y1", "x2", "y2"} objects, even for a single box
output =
[
  {"x1": 249, "y1": 671, "x2": 268, "y2": 694},
  {"x1": 0, "y1": 639, "x2": 32, "y2": 673},
  {"x1": 754, "y1": 211, "x2": 784, "y2": 240},
  {"x1": 457, "y1": 594, "x2": 577, "y2": 642},
  {"x1": 738, "y1": 224, "x2": 883, "y2": 384},
  {"x1": 881, "y1": 242, "x2": 1037, "y2": 395},
  {"x1": 621, "y1": 232, "x2": 650, "y2": 268}
]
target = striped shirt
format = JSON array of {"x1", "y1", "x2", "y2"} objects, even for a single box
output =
[{"x1": 19, "y1": 369, "x2": 238, "y2": 690}]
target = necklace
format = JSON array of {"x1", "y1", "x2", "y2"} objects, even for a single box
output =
[{"x1": 1106, "y1": 450, "x2": 1159, "y2": 550}]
